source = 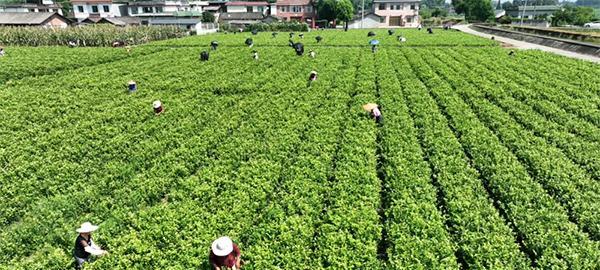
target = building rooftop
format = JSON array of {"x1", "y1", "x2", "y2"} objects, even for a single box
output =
[
  {"x1": 517, "y1": 5, "x2": 561, "y2": 11},
  {"x1": 276, "y1": 0, "x2": 311, "y2": 5},
  {"x1": 372, "y1": 0, "x2": 420, "y2": 3},
  {"x1": 0, "y1": 12, "x2": 67, "y2": 25},
  {"x1": 219, "y1": 12, "x2": 264, "y2": 20},
  {"x1": 225, "y1": 1, "x2": 268, "y2": 6}
]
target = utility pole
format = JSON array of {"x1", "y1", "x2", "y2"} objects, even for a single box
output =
[
  {"x1": 520, "y1": 0, "x2": 528, "y2": 26},
  {"x1": 361, "y1": 0, "x2": 365, "y2": 28}
]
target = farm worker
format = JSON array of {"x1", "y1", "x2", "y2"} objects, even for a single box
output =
[
  {"x1": 388, "y1": 29, "x2": 395, "y2": 35},
  {"x1": 315, "y1": 35, "x2": 322, "y2": 43},
  {"x1": 491, "y1": 36, "x2": 495, "y2": 40},
  {"x1": 211, "y1": 41, "x2": 219, "y2": 50},
  {"x1": 307, "y1": 71, "x2": 317, "y2": 87},
  {"x1": 200, "y1": 51, "x2": 209, "y2": 61},
  {"x1": 112, "y1": 40, "x2": 125, "y2": 47},
  {"x1": 417, "y1": 24, "x2": 422, "y2": 31},
  {"x1": 509, "y1": 50, "x2": 515, "y2": 56},
  {"x1": 153, "y1": 100, "x2": 164, "y2": 115},
  {"x1": 0, "y1": 47, "x2": 5, "y2": 56},
  {"x1": 209, "y1": 236, "x2": 242, "y2": 270},
  {"x1": 372, "y1": 106, "x2": 382, "y2": 124},
  {"x1": 363, "y1": 103, "x2": 382, "y2": 124},
  {"x1": 73, "y1": 222, "x2": 108, "y2": 269},
  {"x1": 398, "y1": 36, "x2": 407, "y2": 42},
  {"x1": 427, "y1": 28, "x2": 433, "y2": 34},
  {"x1": 252, "y1": 50, "x2": 259, "y2": 60},
  {"x1": 290, "y1": 32, "x2": 295, "y2": 38},
  {"x1": 128, "y1": 80, "x2": 137, "y2": 93},
  {"x1": 272, "y1": 32, "x2": 278, "y2": 38},
  {"x1": 68, "y1": 41, "x2": 77, "y2": 48},
  {"x1": 299, "y1": 33, "x2": 304, "y2": 39},
  {"x1": 309, "y1": 50, "x2": 316, "y2": 58},
  {"x1": 367, "y1": 31, "x2": 376, "y2": 37},
  {"x1": 245, "y1": 38, "x2": 254, "y2": 48},
  {"x1": 293, "y1": 42, "x2": 304, "y2": 56},
  {"x1": 251, "y1": 29, "x2": 258, "y2": 35},
  {"x1": 126, "y1": 46, "x2": 132, "y2": 54}
]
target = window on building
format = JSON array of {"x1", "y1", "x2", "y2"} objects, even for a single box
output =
[
  {"x1": 292, "y1": 6, "x2": 301, "y2": 12},
  {"x1": 143, "y1": 6, "x2": 153, "y2": 13},
  {"x1": 406, "y1": 16, "x2": 412, "y2": 22},
  {"x1": 306, "y1": 5, "x2": 312, "y2": 12},
  {"x1": 378, "y1": 3, "x2": 385, "y2": 10},
  {"x1": 156, "y1": 6, "x2": 163, "y2": 13},
  {"x1": 103, "y1": 5, "x2": 109, "y2": 12},
  {"x1": 410, "y1": 4, "x2": 416, "y2": 10},
  {"x1": 77, "y1": 5, "x2": 84, "y2": 12},
  {"x1": 380, "y1": 16, "x2": 385, "y2": 23},
  {"x1": 92, "y1": 5, "x2": 98, "y2": 13},
  {"x1": 247, "y1": 6, "x2": 253, "y2": 12},
  {"x1": 258, "y1": 6, "x2": 264, "y2": 12},
  {"x1": 131, "y1": 7, "x2": 138, "y2": 14},
  {"x1": 280, "y1": 6, "x2": 286, "y2": 12},
  {"x1": 390, "y1": 5, "x2": 394, "y2": 10}
]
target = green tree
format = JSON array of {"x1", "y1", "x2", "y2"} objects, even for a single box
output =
[
  {"x1": 452, "y1": 0, "x2": 494, "y2": 22},
  {"x1": 336, "y1": 0, "x2": 355, "y2": 31},
  {"x1": 202, "y1": 11, "x2": 215, "y2": 23},
  {"x1": 431, "y1": 7, "x2": 448, "y2": 17},
  {"x1": 317, "y1": 0, "x2": 337, "y2": 26},
  {"x1": 552, "y1": 5, "x2": 595, "y2": 26}
]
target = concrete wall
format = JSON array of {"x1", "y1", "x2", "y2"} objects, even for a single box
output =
[
  {"x1": 73, "y1": 3, "x2": 123, "y2": 19},
  {"x1": 347, "y1": 15, "x2": 381, "y2": 29},
  {"x1": 44, "y1": 16, "x2": 68, "y2": 28},
  {"x1": 227, "y1": 5, "x2": 265, "y2": 13},
  {"x1": 473, "y1": 25, "x2": 600, "y2": 56}
]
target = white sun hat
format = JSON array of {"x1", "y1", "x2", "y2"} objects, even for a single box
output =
[
  {"x1": 76, "y1": 222, "x2": 99, "y2": 233},
  {"x1": 153, "y1": 100, "x2": 162, "y2": 109},
  {"x1": 211, "y1": 236, "x2": 233, "y2": 256}
]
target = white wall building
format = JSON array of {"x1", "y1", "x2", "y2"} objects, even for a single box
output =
[
  {"x1": 71, "y1": 0, "x2": 124, "y2": 19},
  {"x1": 0, "y1": 1, "x2": 63, "y2": 15},
  {"x1": 347, "y1": 13, "x2": 383, "y2": 29},
  {"x1": 224, "y1": 1, "x2": 268, "y2": 13}
]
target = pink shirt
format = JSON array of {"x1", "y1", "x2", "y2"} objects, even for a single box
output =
[{"x1": 372, "y1": 107, "x2": 381, "y2": 117}]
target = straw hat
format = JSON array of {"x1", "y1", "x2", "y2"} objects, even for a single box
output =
[
  {"x1": 76, "y1": 222, "x2": 99, "y2": 233},
  {"x1": 153, "y1": 100, "x2": 162, "y2": 109},
  {"x1": 362, "y1": 103, "x2": 378, "y2": 112},
  {"x1": 211, "y1": 236, "x2": 233, "y2": 256},
  {"x1": 128, "y1": 80, "x2": 136, "y2": 85}
]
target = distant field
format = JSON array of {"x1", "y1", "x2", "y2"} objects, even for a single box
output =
[{"x1": 1, "y1": 29, "x2": 599, "y2": 270}]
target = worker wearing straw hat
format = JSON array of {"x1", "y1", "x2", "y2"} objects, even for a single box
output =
[
  {"x1": 0, "y1": 47, "x2": 5, "y2": 57},
  {"x1": 363, "y1": 103, "x2": 382, "y2": 124},
  {"x1": 307, "y1": 71, "x2": 317, "y2": 87},
  {"x1": 153, "y1": 100, "x2": 164, "y2": 115},
  {"x1": 209, "y1": 236, "x2": 242, "y2": 270},
  {"x1": 73, "y1": 222, "x2": 108, "y2": 269}
]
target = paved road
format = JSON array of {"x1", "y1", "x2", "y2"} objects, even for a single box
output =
[{"x1": 454, "y1": 24, "x2": 600, "y2": 64}]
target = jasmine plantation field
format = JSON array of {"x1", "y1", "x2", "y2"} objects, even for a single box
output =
[{"x1": 1, "y1": 29, "x2": 599, "y2": 269}]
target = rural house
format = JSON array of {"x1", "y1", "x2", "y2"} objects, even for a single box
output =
[
  {"x1": 506, "y1": 5, "x2": 561, "y2": 19},
  {"x1": 346, "y1": 12, "x2": 384, "y2": 29},
  {"x1": 223, "y1": 1, "x2": 268, "y2": 13},
  {"x1": 0, "y1": 0, "x2": 63, "y2": 15},
  {"x1": 373, "y1": 0, "x2": 420, "y2": 27},
  {"x1": 275, "y1": 0, "x2": 316, "y2": 27},
  {"x1": 0, "y1": 12, "x2": 69, "y2": 27},
  {"x1": 71, "y1": 0, "x2": 125, "y2": 20}
]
